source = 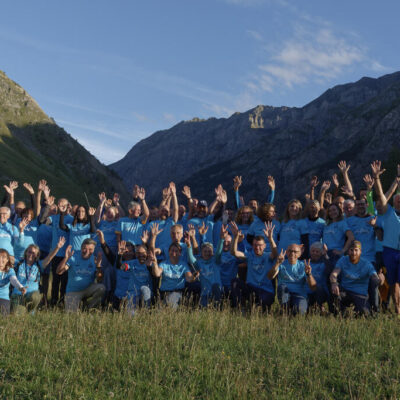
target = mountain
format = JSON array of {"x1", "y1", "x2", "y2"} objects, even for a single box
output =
[
  {"x1": 110, "y1": 72, "x2": 400, "y2": 210},
  {"x1": 0, "y1": 70, "x2": 129, "y2": 205}
]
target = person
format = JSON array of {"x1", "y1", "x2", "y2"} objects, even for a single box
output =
[
  {"x1": 11, "y1": 237, "x2": 66, "y2": 313},
  {"x1": 0, "y1": 207, "x2": 18, "y2": 261},
  {"x1": 234, "y1": 206, "x2": 254, "y2": 254},
  {"x1": 186, "y1": 226, "x2": 225, "y2": 307},
  {"x1": 371, "y1": 161, "x2": 400, "y2": 313},
  {"x1": 0, "y1": 249, "x2": 26, "y2": 315},
  {"x1": 268, "y1": 244, "x2": 317, "y2": 315},
  {"x1": 13, "y1": 208, "x2": 40, "y2": 261},
  {"x1": 322, "y1": 203, "x2": 354, "y2": 269},
  {"x1": 115, "y1": 186, "x2": 149, "y2": 245},
  {"x1": 230, "y1": 221, "x2": 277, "y2": 311},
  {"x1": 218, "y1": 232, "x2": 238, "y2": 298},
  {"x1": 330, "y1": 240, "x2": 385, "y2": 316},
  {"x1": 301, "y1": 199, "x2": 325, "y2": 259},
  {"x1": 151, "y1": 242, "x2": 199, "y2": 309},
  {"x1": 56, "y1": 239, "x2": 105, "y2": 312}
]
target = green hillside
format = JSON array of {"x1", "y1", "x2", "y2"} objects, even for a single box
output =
[{"x1": 0, "y1": 71, "x2": 129, "y2": 205}]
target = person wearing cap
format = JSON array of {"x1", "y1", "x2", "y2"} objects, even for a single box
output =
[
  {"x1": 330, "y1": 240, "x2": 385, "y2": 316},
  {"x1": 187, "y1": 199, "x2": 214, "y2": 245},
  {"x1": 371, "y1": 161, "x2": 400, "y2": 314}
]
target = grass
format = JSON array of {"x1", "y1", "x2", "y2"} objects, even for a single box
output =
[{"x1": 1, "y1": 309, "x2": 400, "y2": 399}]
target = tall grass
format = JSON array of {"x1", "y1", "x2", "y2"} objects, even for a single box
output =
[{"x1": 1, "y1": 309, "x2": 399, "y2": 399}]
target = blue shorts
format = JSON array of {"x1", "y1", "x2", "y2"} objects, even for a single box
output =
[{"x1": 383, "y1": 247, "x2": 400, "y2": 285}]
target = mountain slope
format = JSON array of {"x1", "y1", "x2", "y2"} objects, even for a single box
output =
[
  {"x1": 0, "y1": 71, "x2": 129, "y2": 204},
  {"x1": 110, "y1": 72, "x2": 400, "y2": 209}
]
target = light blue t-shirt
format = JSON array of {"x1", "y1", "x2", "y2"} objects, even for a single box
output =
[
  {"x1": 98, "y1": 220, "x2": 118, "y2": 250},
  {"x1": 302, "y1": 217, "x2": 325, "y2": 249},
  {"x1": 278, "y1": 219, "x2": 307, "y2": 252},
  {"x1": 125, "y1": 259, "x2": 153, "y2": 297},
  {"x1": 307, "y1": 260, "x2": 328, "y2": 294},
  {"x1": 37, "y1": 223, "x2": 52, "y2": 253},
  {"x1": 246, "y1": 251, "x2": 274, "y2": 293},
  {"x1": 323, "y1": 219, "x2": 351, "y2": 252},
  {"x1": 66, "y1": 222, "x2": 92, "y2": 251},
  {"x1": 50, "y1": 214, "x2": 73, "y2": 257},
  {"x1": 336, "y1": 256, "x2": 377, "y2": 296},
  {"x1": 13, "y1": 261, "x2": 42, "y2": 295},
  {"x1": 147, "y1": 218, "x2": 176, "y2": 252},
  {"x1": 378, "y1": 205, "x2": 400, "y2": 251},
  {"x1": 13, "y1": 219, "x2": 39, "y2": 261},
  {"x1": 116, "y1": 217, "x2": 146, "y2": 245},
  {"x1": 346, "y1": 215, "x2": 376, "y2": 262},
  {"x1": 66, "y1": 253, "x2": 97, "y2": 293},
  {"x1": 187, "y1": 215, "x2": 214, "y2": 245},
  {"x1": 0, "y1": 268, "x2": 16, "y2": 300},
  {"x1": 159, "y1": 261, "x2": 190, "y2": 291},
  {"x1": 0, "y1": 222, "x2": 18, "y2": 256},
  {"x1": 219, "y1": 251, "x2": 238, "y2": 288},
  {"x1": 247, "y1": 219, "x2": 280, "y2": 252},
  {"x1": 277, "y1": 259, "x2": 308, "y2": 297},
  {"x1": 114, "y1": 261, "x2": 132, "y2": 299}
]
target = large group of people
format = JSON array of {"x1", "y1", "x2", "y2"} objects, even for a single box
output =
[{"x1": 0, "y1": 160, "x2": 399, "y2": 317}]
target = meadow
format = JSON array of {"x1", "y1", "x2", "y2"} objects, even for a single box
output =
[{"x1": 1, "y1": 308, "x2": 399, "y2": 400}]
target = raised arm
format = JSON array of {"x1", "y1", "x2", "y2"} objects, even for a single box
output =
[
  {"x1": 88, "y1": 207, "x2": 96, "y2": 233},
  {"x1": 169, "y1": 182, "x2": 179, "y2": 223},
  {"x1": 267, "y1": 175, "x2": 275, "y2": 204},
  {"x1": 338, "y1": 161, "x2": 353, "y2": 195},
  {"x1": 35, "y1": 180, "x2": 47, "y2": 218},
  {"x1": 233, "y1": 176, "x2": 243, "y2": 209},
  {"x1": 59, "y1": 211, "x2": 69, "y2": 232},
  {"x1": 263, "y1": 221, "x2": 278, "y2": 259},
  {"x1": 371, "y1": 160, "x2": 388, "y2": 212},
  {"x1": 309, "y1": 176, "x2": 319, "y2": 201},
  {"x1": 304, "y1": 259, "x2": 317, "y2": 290},
  {"x1": 42, "y1": 236, "x2": 66, "y2": 268},
  {"x1": 57, "y1": 245, "x2": 74, "y2": 275},
  {"x1": 23, "y1": 183, "x2": 36, "y2": 211},
  {"x1": 229, "y1": 222, "x2": 246, "y2": 261},
  {"x1": 182, "y1": 186, "x2": 195, "y2": 219},
  {"x1": 185, "y1": 234, "x2": 198, "y2": 269},
  {"x1": 318, "y1": 180, "x2": 331, "y2": 210},
  {"x1": 112, "y1": 193, "x2": 125, "y2": 218},
  {"x1": 137, "y1": 187, "x2": 149, "y2": 224},
  {"x1": 95, "y1": 192, "x2": 106, "y2": 224},
  {"x1": 215, "y1": 225, "x2": 227, "y2": 264},
  {"x1": 97, "y1": 229, "x2": 116, "y2": 265},
  {"x1": 267, "y1": 249, "x2": 285, "y2": 280}
]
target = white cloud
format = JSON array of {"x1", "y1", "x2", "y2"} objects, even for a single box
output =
[{"x1": 77, "y1": 137, "x2": 126, "y2": 165}]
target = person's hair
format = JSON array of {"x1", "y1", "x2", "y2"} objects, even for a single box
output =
[
  {"x1": 23, "y1": 244, "x2": 41, "y2": 263},
  {"x1": 21, "y1": 208, "x2": 34, "y2": 220},
  {"x1": 128, "y1": 201, "x2": 141, "y2": 211},
  {"x1": 235, "y1": 206, "x2": 254, "y2": 225},
  {"x1": 171, "y1": 224, "x2": 183, "y2": 232},
  {"x1": 135, "y1": 244, "x2": 147, "y2": 253},
  {"x1": 310, "y1": 242, "x2": 323, "y2": 251},
  {"x1": 302, "y1": 200, "x2": 320, "y2": 219},
  {"x1": 0, "y1": 207, "x2": 11, "y2": 216},
  {"x1": 81, "y1": 238, "x2": 97, "y2": 247},
  {"x1": 326, "y1": 203, "x2": 343, "y2": 225},
  {"x1": 343, "y1": 199, "x2": 355, "y2": 208},
  {"x1": 0, "y1": 249, "x2": 13, "y2": 272},
  {"x1": 256, "y1": 203, "x2": 275, "y2": 222},
  {"x1": 283, "y1": 199, "x2": 302, "y2": 223},
  {"x1": 253, "y1": 235, "x2": 266, "y2": 243},
  {"x1": 201, "y1": 242, "x2": 214, "y2": 251},
  {"x1": 169, "y1": 242, "x2": 182, "y2": 252},
  {"x1": 73, "y1": 205, "x2": 89, "y2": 226}
]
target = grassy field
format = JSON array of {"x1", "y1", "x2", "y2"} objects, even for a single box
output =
[{"x1": 1, "y1": 309, "x2": 400, "y2": 399}]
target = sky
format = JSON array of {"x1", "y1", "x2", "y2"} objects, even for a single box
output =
[{"x1": 0, "y1": 0, "x2": 399, "y2": 164}]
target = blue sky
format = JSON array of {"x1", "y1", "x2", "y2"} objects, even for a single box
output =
[{"x1": 0, "y1": 0, "x2": 399, "y2": 164}]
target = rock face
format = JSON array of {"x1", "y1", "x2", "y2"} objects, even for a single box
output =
[
  {"x1": 111, "y1": 72, "x2": 400, "y2": 210},
  {"x1": 0, "y1": 71, "x2": 129, "y2": 204}
]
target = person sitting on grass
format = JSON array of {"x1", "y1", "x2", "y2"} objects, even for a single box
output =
[
  {"x1": 11, "y1": 237, "x2": 66, "y2": 313},
  {"x1": 151, "y1": 242, "x2": 199, "y2": 309},
  {"x1": 268, "y1": 244, "x2": 316, "y2": 315},
  {"x1": 0, "y1": 248, "x2": 26, "y2": 316},
  {"x1": 230, "y1": 221, "x2": 277, "y2": 312},
  {"x1": 330, "y1": 240, "x2": 385, "y2": 316},
  {"x1": 56, "y1": 238, "x2": 105, "y2": 312}
]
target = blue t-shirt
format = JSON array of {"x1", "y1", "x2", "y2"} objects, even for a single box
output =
[
  {"x1": 66, "y1": 253, "x2": 97, "y2": 293},
  {"x1": 114, "y1": 262, "x2": 131, "y2": 299},
  {"x1": 50, "y1": 214, "x2": 73, "y2": 257},
  {"x1": 147, "y1": 218, "x2": 176, "y2": 252},
  {"x1": 159, "y1": 261, "x2": 190, "y2": 291},
  {"x1": 247, "y1": 219, "x2": 280, "y2": 252},
  {"x1": 160, "y1": 242, "x2": 188, "y2": 264},
  {"x1": 0, "y1": 268, "x2": 16, "y2": 300},
  {"x1": 66, "y1": 222, "x2": 92, "y2": 251},
  {"x1": 277, "y1": 259, "x2": 308, "y2": 297},
  {"x1": 323, "y1": 219, "x2": 351, "y2": 251},
  {"x1": 219, "y1": 251, "x2": 238, "y2": 288},
  {"x1": 237, "y1": 223, "x2": 252, "y2": 253},
  {"x1": 187, "y1": 216, "x2": 214, "y2": 245},
  {"x1": 13, "y1": 261, "x2": 42, "y2": 295},
  {"x1": 98, "y1": 220, "x2": 118, "y2": 250},
  {"x1": 336, "y1": 256, "x2": 377, "y2": 296},
  {"x1": 116, "y1": 217, "x2": 146, "y2": 245},
  {"x1": 37, "y1": 223, "x2": 52, "y2": 253},
  {"x1": 278, "y1": 219, "x2": 307, "y2": 252},
  {"x1": 378, "y1": 205, "x2": 400, "y2": 251},
  {"x1": 124, "y1": 259, "x2": 153, "y2": 297},
  {"x1": 346, "y1": 216, "x2": 376, "y2": 262},
  {"x1": 0, "y1": 222, "x2": 17, "y2": 256},
  {"x1": 302, "y1": 217, "x2": 325, "y2": 249},
  {"x1": 196, "y1": 258, "x2": 222, "y2": 296},
  {"x1": 246, "y1": 251, "x2": 274, "y2": 293},
  {"x1": 13, "y1": 219, "x2": 39, "y2": 260},
  {"x1": 307, "y1": 260, "x2": 328, "y2": 294}
]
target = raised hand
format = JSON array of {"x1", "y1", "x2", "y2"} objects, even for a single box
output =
[
  {"x1": 47, "y1": 195, "x2": 55, "y2": 206},
  {"x1": 56, "y1": 236, "x2": 66, "y2": 249},
  {"x1": 182, "y1": 185, "x2": 191, "y2": 199},
  {"x1": 198, "y1": 222, "x2": 209, "y2": 236},
  {"x1": 184, "y1": 232, "x2": 191, "y2": 247},
  {"x1": 38, "y1": 179, "x2": 47, "y2": 192},
  {"x1": 220, "y1": 189, "x2": 227, "y2": 204},
  {"x1": 321, "y1": 180, "x2": 331, "y2": 191},
  {"x1": 363, "y1": 174, "x2": 374, "y2": 191},
  {"x1": 98, "y1": 192, "x2": 106, "y2": 204},
  {"x1": 43, "y1": 186, "x2": 51, "y2": 200},
  {"x1": 229, "y1": 221, "x2": 239, "y2": 237},
  {"x1": 151, "y1": 223, "x2": 163, "y2": 237},
  {"x1": 10, "y1": 181, "x2": 18, "y2": 191},
  {"x1": 304, "y1": 259, "x2": 312, "y2": 275},
  {"x1": 341, "y1": 185, "x2": 354, "y2": 198},
  {"x1": 368, "y1": 216, "x2": 377, "y2": 227},
  {"x1": 118, "y1": 240, "x2": 127, "y2": 255},
  {"x1": 132, "y1": 184, "x2": 140, "y2": 198},
  {"x1": 222, "y1": 210, "x2": 229, "y2": 225},
  {"x1": 141, "y1": 230, "x2": 149, "y2": 244},
  {"x1": 137, "y1": 187, "x2": 146, "y2": 201},
  {"x1": 162, "y1": 187, "x2": 170, "y2": 200},
  {"x1": 169, "y1": 182, "x2": 176, "y2": 195},
  {"x1": 310, "y1": 176, "x2": 319, "y2": 188},
  {"x1": 19, "y1": 217, "x2": 30, "y2": 232},
  {"x1": 220, "y1": 224, "x2": 228, "y2": 239},
  {"x1": 267, "y1": 175, "x2": 275, "y2": 191},
  {"x1": 338, "y1": 160, "x2": 350, "y2": 174},
  {"x1": 276, "y1": 249, "x2": 286, "y2": 264},
  {"x1": 96, "y1": 229, "x2": 105, "y2": 244},
  {"x1": 370, "y1": 160, "x2": 386, "y2": 178},
  {"x1": 331, "y1": 174, "x2": 339, "y2": 188},
  {"x1": 23, "y1": 183, "x2": 34, "y2": 195},
  {"x1": 263, "y1": 221, "x2": 275, "y2": 241},
  {"x1": 65, "y1": 245, "x2": 74, "y2": 259},
  {"x1": 187, "y1": 224, "x2": 196, "y2": 238},
  {"x1": 88, "y1": 207, "x2": 96, "y2": 216},
  {"x1": 113, "y1": 193, "x2": 120, "y2": 205},
  {"x1": 325, "y1": 193, "x2": 332, "y2": 204},
  {"x1": 233, "y1": 176, "x2": 242, "y2": 191},
  {"x1": 146, "y1": 250, "x2": 157, "y2": 267},
  {"x1": 215, "y1": 184, "x2": 223, "y2": 201}
]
